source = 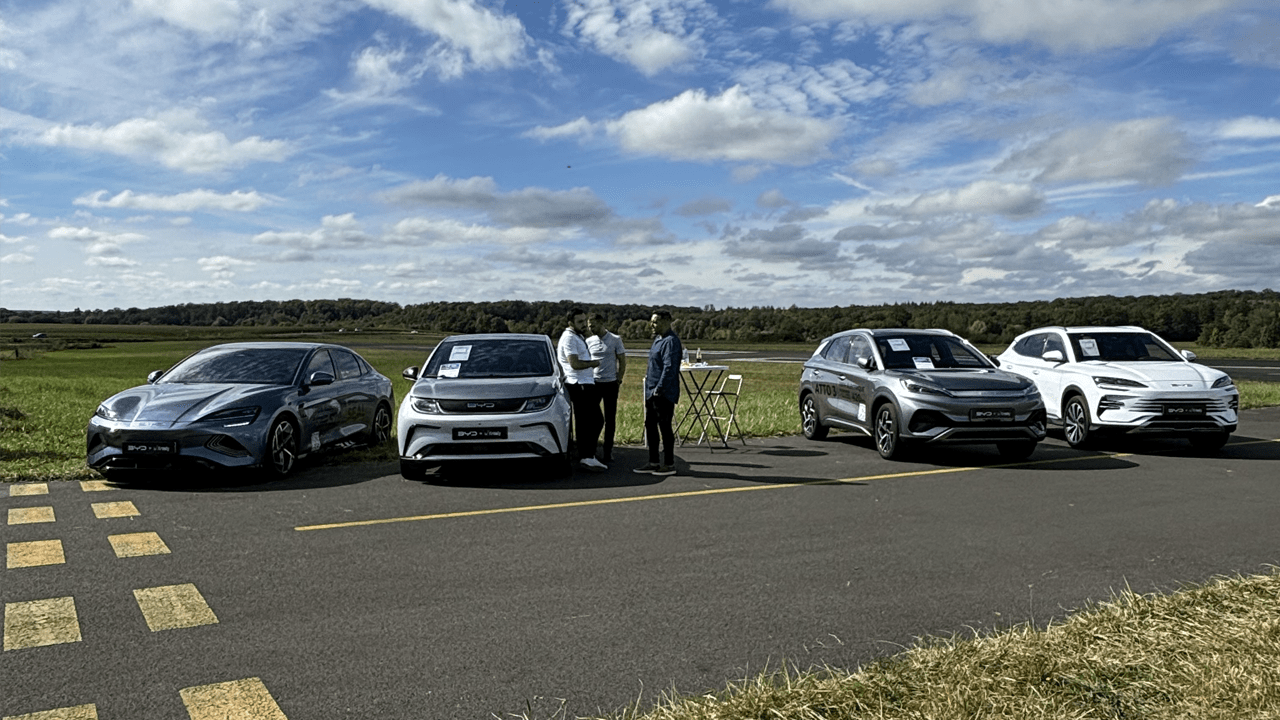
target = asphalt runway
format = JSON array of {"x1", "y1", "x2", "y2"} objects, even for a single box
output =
[{"x1": 4, "y1": 408, "x2": 1280, "y2": 719}]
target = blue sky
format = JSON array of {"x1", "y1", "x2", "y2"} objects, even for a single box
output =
[{"x1": 2, "y1": 0, "x2": 1278, "y2": 312}]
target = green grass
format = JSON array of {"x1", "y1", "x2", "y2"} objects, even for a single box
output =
[
  {"x1": 553, "y1": 568, "x2": 1280, "y2": 720},
  {"x1": 1, "y1": 335, "x2": 1277, "y2": 482}
]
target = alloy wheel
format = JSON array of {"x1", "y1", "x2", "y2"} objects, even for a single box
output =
[{"x1": 269, "y1": 419, "x2": 296, "y2": 476}]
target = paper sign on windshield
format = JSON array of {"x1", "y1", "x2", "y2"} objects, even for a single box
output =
[
  {"x1": 1079, "y1": 339, "x2": 1099, "y2": 357},
  {"x1": 888, "y1": 338, "x2": 911, "y2": 352},
  {"x1": 449, "y1": 345, "x2": 472, "y2": 361},
  {"x1": 439, "y1": 362, "x2": 461, "y2": 378},
  {"x1": 912, "y1": 357, "x2": 936, "y2": 369}
]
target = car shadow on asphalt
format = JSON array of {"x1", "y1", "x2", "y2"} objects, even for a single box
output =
[
  {"x1": 406, "y1": 450, "x2": 668, "y2": 490},
  {"x1": 817, "y1": 432, "x2": 1144, "y2": 472},
  {"x1": 98, "y1": 457, "x2": 396, "y2": 493}
]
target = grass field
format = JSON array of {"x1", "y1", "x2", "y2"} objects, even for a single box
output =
[{"x1": 1, "y1": 325, "x2": 1277, "y2": 481}]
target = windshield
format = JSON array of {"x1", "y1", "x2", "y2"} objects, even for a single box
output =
[
  {"x1": 875, "y1": 335, "x2": 993, "y2": 370},
  {"x1": 161, "y1": 347, "x2": 309, "y2": 385},
  {"x1": 1068, "y1": 332, "x2": 1180, "y2": 362},
  {"x1": 424, "y1": 339, "x2": 553, "y2": 379}
]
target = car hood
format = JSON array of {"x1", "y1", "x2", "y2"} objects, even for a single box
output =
[
  {"x1": 888, "y1": 368, "x2": 1033, "y2": 392},
  {"x1": 1075, "y1": 361, "x2": 1226, "y2": 387},
  {"x1": 410, "y1": 375, "x2": 559, "y2": 399},
  {"x1": 97, "y1": 383, "x2": 288, "y2": 426}
]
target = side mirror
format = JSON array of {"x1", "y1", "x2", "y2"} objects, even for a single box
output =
[
  {"x1": 1181, "y1": 349, "x2": 1197, "y2": 361},
  {"x1": 402, "y1": 367, "x2": 419, "y2": 381},
  {"x1": 147, "y1": 370, "x2": 164, "y2": 384},
  {"x1": 308, "y1": 371, "x2": 335, "y2": 387},
  {"x1": 856, "y1": 356, "x2": 874, "y2": 370},
  {"x1": 1042, "y1": 350, "x2": 1065, "y2": 364}
]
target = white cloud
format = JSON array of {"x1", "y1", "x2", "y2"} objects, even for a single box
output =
[
  {"x1": 771, "y1": 0, "x2": 1236, "y2": 52},
  {"x1": 604, "y1": 86, "x2": 841, "y2": 165},
  {"x1": 383, "y1": 175, "x2": 618, "y2": 229},
  {"x1": 1219, "y1": 116, "x2": 1280, "y2": 139},
  {"x1": 724, "y1": 223, "x2": 844, "y2": 266},
  {"x1": 875, "y1": 181, "x2": 1045, "y2": 219},
  {"x1": 48, "y1": 226, "x2": 148, "y2": 256},
  {"x1": 1, "y1": 253, "x2": 34, "y2": 264},
  {"x1": 253, "y1": 213, "x2": 376, "y2": 250},
  {"x1": 996, "y1": 117, "x2": 1193, "y2": 186},
  {"x1": 1258, "y1": 195, "x2": 1280, "y2": 208},
  {"x1": 562, "y1": 0, "x2": 711, "y2": 76},
  {"x1": 38, "y1": 113, "x2": 293, "y2": 173},
  {"x1": 86, "y1": 256, "x2": 141, "y2": 267},
  {"x1": 524, "y1": 117, "x2": 595, "y2": 142},
  {"x1": 74, "y1": 189, "x2": 271, "y2": 212},
  {"x1": 361, "y1": 0, "x2": 527, "y2": 77},
  {"x1": 131, "y1": 0, "x2": 244, "y2": 37},
  {"x1": 733, "y1": 59, "x2": 890, "y2": 114}
]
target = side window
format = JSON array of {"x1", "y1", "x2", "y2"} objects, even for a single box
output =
[
  {"x1": 1013, "y1": 335, "x2": 1041, "y2": 357},
  {"x1": 333, "y1": 350, "x2": 364, "y2": 381},
  {"x1": 823, "y1": 336, "x2": 852, "y2": 364},
  {"x1": 305, "y1": 350, "x2": 336, "y2": 381},
  {"x1": 849, "y1": 335, "x2": 873, "y2": 367},
  {"x1": 1044, "y1": 334, "x2": 1066, "y2": 356}
]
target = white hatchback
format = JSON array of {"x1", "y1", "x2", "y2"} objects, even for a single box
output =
[
  {"x1": 996, "y1": 326, "x2": 1238, "y2": 450},
  {"x1": 397, "y1": 333, "x2": 573, "y2": 479}
]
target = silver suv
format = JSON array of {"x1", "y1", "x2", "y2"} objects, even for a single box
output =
[{"x1": 799, "y1": 329, "x2": 1046, "y2": 460}]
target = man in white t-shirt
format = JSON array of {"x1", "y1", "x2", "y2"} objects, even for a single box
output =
[
  {"x1": 587, "y1": 312, "x2": 627, "y2": 464},
  {"x1": 557, "y1": 308, "x2": 606, "y2": 472}
]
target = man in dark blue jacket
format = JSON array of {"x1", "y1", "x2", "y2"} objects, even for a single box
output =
[{"x1": 635, "y1": 310, "x2": 683, "y2": 476}]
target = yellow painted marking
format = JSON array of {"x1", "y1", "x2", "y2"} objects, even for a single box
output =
[
  {"x1": 8, "y1": 507, "x2": 55, "y2": 525},
  {"x1": 109, "y1": 532, "x2": 171, "y2": 558},
  {"x1": 9, "y1": 483, "x2": 49, "y2": 497},
  {"x1": 3, "y1": 597, "x2": 81, "y2": 650},
  {"x1": 180, "y1": 677, "x2": 288, "y2": 720},
  {"x1": 79, "y1": 480, "x2": 115, "y2": 492},
  {"x1": 134, "y1": 584, "x2": 218, "y2": 631},
  {"x1": 3, "y1": 704, "x2": 98, "y2": 720},
  {"x1": 7, "y1": 540, "x2": 66, "y2": 569},
  {"x1": 91, "y1": 501, "x2": 139, "y2": 519}
]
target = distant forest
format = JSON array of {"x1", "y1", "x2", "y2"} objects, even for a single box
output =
[{"x1": 5, "y1": 289, "x2": 1279, "y2": 347}]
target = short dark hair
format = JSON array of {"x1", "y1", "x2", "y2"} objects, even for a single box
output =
[
  {"x1": 589, "y1": 312, "x2": 606, "y2": 321},
  {"x1": 652, "y1": 309, "x2": 673, "y2": 320},
  {"x1": 567, "y1": 307, "x2": 585, "y2": 322}
]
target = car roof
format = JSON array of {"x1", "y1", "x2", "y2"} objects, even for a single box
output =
[
  {"x1": 200, "y1": 341, "x2": 335, "y2": 351},
  {"x1": 830, "y1": 328, "x2": 959, "y2": 338},
  {"x1": 1021, "y1": 326, "x2": 1148, "y2": 335},
  {"x1": 439, "y1": 333, "x2": 551, "y2": 342}
]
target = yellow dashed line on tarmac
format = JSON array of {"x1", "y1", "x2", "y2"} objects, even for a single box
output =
[
  {"x1": 109, "y1": 532, "x2": 171, "y2": 558},
  {"x1": 134, "y1": 583, "x2": 218, "y2": 632},
  {"x1": 3, "y1": 597, "x2": 81, "y2": 651},
  {"x1": 180, "y1": 678, "x2": 288, "y2": 720},
  {"x1": 7, "y1": 540, "x2": 66, "y2": 569},
  {"x1": 8, "y1": 507, "x2": 55, "y2": 525},
  {"x1": 9, "y1": 483, "x2": 48, "y2": 497},
  {"x1": 79, "y1": 480, "x2": 115, "y2": 492},
  {"x1": 90, "y1": 501, "x2": 139, "y2": 519},
  {"x1": 3, "y1": 704, "x2": 98, "y2": 720}
]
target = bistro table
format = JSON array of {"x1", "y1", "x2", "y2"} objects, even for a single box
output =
[{"x1": 675, "y1": 363, "x2": 730, "y2": 447}]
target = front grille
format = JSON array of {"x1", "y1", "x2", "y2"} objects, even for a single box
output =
[
  {"x1": 1127, "y1": 396, "x2": 1230, "y2": 413},
  {"x1": 437, "y1": 399, "x2": 526, "y2": 414},
  {"x1": 950, "y1": 390, "x2": 1029, "y2": 399}
]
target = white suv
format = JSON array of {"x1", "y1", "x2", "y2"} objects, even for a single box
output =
[{"x1": 996, "y1": 326, "x2": 1238, "y2": 450}]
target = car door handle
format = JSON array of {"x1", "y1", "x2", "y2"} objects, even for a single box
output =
[{"x1": 838, "y1": 375, "x2": 848, "y2": 381}]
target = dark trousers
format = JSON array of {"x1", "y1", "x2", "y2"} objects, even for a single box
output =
[
  {"x1": 644, "y1": 395, "x2": 676, "y2": 466},
  {"x1": 567, "y1": 382, "x2": 602, "y2": 460},
  {"x1": 597, "y1": 380, "x2": 620, "y2": 461}
]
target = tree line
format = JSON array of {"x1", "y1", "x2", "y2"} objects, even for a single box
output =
[{"x1": 4, "y1": 289, "x2": 1279, "y2": 347}]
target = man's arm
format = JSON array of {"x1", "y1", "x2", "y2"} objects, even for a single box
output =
[{"x1": 567, "y1": 353, "x2": 599, "y2": 370}]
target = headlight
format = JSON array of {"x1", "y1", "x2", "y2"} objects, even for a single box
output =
[
  {"x1": 1212, "y1": 375, "x2": 1234, "y2": 389},
  {"x1": 411, "y1": 397, "x2": 441, "y2": 414},
  {"x1": 95, "y1": 404, "x2": 119, "y2": 421},
  {"x1": 902, "y1": 380, "x2": 951, "y2": 397},
  {"x1": 1023, "y1": 384, "x2": 1040, "y2": 397},
  {"x1": 94, "y1": 397, "x2": 139, "y2": 422},
  {"x1": 198, "y1": 406, "x2": 261, "y2": 427},
  {"x1": 1092, "y1": 376, "x2": 1147, "y2": 389},
  {"x1": 522, "y1": 394, "x2": 554, "y2": 413}
]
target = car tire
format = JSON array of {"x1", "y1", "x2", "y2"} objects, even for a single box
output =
[
  {"x1": 1062, "y1": 395, "x2": 1093, "y2": 449},
  {"x1": 800, "y1": 394, "x2": 828, "y2": 441},
  {"x1": 874, "y1": 403, "x2": 907, "y2": 460},
  {"x1": 367, "y1": 402, "x2": 393, "y2": 448},
  {"x1": 1188, "y1": 432, "x2": 1230, "y2": 452},
  {"x1": 265, "y1": 417, "x2": 298, "y2": 477},
  {"x1": 997, "y1": 440, "x2": 1037, "y2": 460}
]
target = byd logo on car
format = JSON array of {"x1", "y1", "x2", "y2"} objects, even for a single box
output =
[{"x1": 467, "y1": 402, "x2": 495, "y2": 409}]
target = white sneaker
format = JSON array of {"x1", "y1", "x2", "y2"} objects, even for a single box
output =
[{"x1": 579, "y1": 457, "x2": 608, "y2": 472}]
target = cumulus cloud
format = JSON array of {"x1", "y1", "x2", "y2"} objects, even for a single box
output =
[
  {"x1": 38, "y1": 113, "x2": 293, "y2": 173},
  {"x1": 73, "y1": 189, "x2": 270, "y2": 212},
  {"x1": 996, "y1": 117, "x2": 1193, "y2": 186},
  {"x1": 362, "y1": 0, "x2": 528, "y2": 77},
  {"x1": 724, "y1": 223, "x2": 843, "y2": 266},
  {"x1": 874, "y1": 181, "x2": 1045, "y2": 219},
  {"x1": 253, "y1": 213, "x2": 376, "y2": 250},
  {"x1": 562, "y1": 0, "x2": 711, "y2": 76},
  {"x1": 771, "y1": 0, "x2": 1234, "y2": 52},
  {"x1": 48, "y1": 226, "x2": 147, "y2": 256},
  {"x1": 1219, "y1": 116, "x2": 1280, "y2": 139},
  {"x1": 385, "y1": 175, "x2": 615, "y2": 228},
  {"x1": 1, "y1": 253, "x2": 34, "y2": 264},
  {"x1": 602, "y1": 86, "x2": 840, "y2": 165},
  {"x1": 675, "y1": 196, "x2": 733, "y2": 216}
]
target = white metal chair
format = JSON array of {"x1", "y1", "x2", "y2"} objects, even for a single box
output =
[{"x1": 702, "y1": 374, "x2": 745, "y2": 445}]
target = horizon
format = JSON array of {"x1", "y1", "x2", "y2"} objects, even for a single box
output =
[{"x1": 2, "y1": 0, "x2": 1278, "y2": 313}]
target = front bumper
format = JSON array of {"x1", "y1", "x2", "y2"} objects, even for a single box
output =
[
  {"x1": 86, "y1": 419, "x2": 266, "y2": 474},
  {"x1": 397, "y1": 407, "x2": 571, "y2": 464},
  {"x1": 1088, "y1": 392, "x2": 1238, "y2": 436},
  {"x1": 899, "y1": 397, "x2": 1047, "y2": 445}
]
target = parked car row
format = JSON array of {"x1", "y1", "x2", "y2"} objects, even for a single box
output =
[
  {"x1": 800, "y1": 325, "x2": 1238, "y2": 460},
  {"x1": 85, "y1": 324, "x2": 1239, "y2": 481}
]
